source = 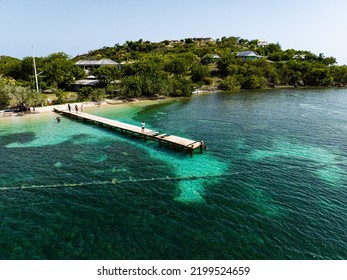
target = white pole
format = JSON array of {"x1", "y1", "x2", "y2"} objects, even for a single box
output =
[{"x1": 32, "y1": 46, "x2": 39, "y2": 93}]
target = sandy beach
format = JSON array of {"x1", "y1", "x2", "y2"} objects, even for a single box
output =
[
  {"x1": 0, "y1": 97, "x2": 170, "y2": 119},
  {"x1": 0, "y1": 101, "x2": 96, "y2": 118}
]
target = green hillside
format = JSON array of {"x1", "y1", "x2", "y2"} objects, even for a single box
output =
[{"x1": 1, "y1": 36, "x2": 347, "y2": 108}]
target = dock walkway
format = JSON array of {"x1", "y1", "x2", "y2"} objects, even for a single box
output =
[{"x1": 53, "y1": 109, "x2": 205, "y2": 154}]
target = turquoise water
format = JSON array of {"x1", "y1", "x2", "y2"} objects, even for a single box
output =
[{"x1": 0, "y1": 89, "x2": 346, "y2": 259}]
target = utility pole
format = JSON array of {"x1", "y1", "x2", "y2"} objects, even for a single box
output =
[{"x1": 32, "y1": 46, "x2": 39, "y2": 93}]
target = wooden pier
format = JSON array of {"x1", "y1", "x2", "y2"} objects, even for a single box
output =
[{"x1": 53, "y1": 108, "x2": 205, "y2": 154}]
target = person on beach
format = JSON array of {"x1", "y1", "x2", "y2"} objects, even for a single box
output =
[
  {"x1": 68, "y1": 104, "x2": 71, "y2": 112},
  {"x1": 141, "y1": 121, "x2": 145, "y2": 132},
  {"x1": 75, "y1": 104, "x2": 78, "y2": 113}
]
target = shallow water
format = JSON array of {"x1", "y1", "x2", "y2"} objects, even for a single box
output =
[{"x1": 0, "y1": 89, "x2": 346, "y2": 259}]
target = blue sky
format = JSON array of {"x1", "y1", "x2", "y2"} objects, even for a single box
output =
[{"x1": 1, "y1": 0, "x2": 347, "y2": 64}]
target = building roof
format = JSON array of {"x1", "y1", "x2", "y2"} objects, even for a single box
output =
[
  {"x1": 71, "y1": 79, "x2": 99, "y2": 86},
  {"x1": 75, "y1": 59, "x2": 119, "y2": 66},
  {"x1": 236, "y1": 51, "x2": 260, "y2": 57},
  {"x1": 203, "y1": 54, "x2": 221, "y2": 59},
  {"x1": 194, "y1": 37, "x2": 214, "y2": 42},
  {"x1": 293, "y1": 54, "x2": 306, "y2": 60},
  {"x1": 257, "y1": 40, "x2": 269, "y2": 47}
]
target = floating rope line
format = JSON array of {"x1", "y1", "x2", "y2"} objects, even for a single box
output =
[
  {"x1": 0, "y1": 163, "x2": 343, "y2": 191},
  {"x1": 0, "y1": 180, "x2": 110, "y2": 191},
  {"x1": 0, "y1": 174, "x2": 225, "y2": 191}
]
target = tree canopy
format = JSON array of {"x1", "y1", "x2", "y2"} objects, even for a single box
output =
[{"x1": 1, "y1": 36, "x2": 347, "y2": 108}]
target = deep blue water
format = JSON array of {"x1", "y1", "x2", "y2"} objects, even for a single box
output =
[{"x1": 0, "y1": 88, "x2": 346, "y2": 259}]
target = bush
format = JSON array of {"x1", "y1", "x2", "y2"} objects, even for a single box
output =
[
  {"x1": 55, "y1": 90, "x2": 70, "y2": 104},
  {"x1": 77, "y1": 87, "x2": 93, "y2": 101},
  {"x1": 0, "y1": 85, "x2": 11, "y2": 107},
  {"x1": 191, "y1": 63, "x2": 210, "y2": 82},
  {"x1": 90, "y1": 88, "x2": 106, "y2": 102},
  {"x1": 242, "y1": 75, "x2": 268, "y2": 89},
  {"x1": 219, "y1": 75, "x2": 241, "y2": 90},
  {"x1": 120, "y1": 76, "x2": 142, "y2": 97},
  {"x1": 171, "y1": 77, "x2": 192, "y2": 97}
]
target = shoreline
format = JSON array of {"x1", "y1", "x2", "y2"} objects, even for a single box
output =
[
  {"x1": 0, "y1": 97, "x2": 171, "y2": 119},
  {"x1": 0, "y1": 101, "x2": 96, "y2": 118},
  {"x1": 1, "y1": 85, "x2": 345, "y2": 119}
]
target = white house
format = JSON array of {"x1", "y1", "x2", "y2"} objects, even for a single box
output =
[
  {"x1": 257, "y1": 40, "x2": 269, "y2": 47},
  {"x1": 75, "y1": 59, "x2": 121, "y2": 74},
  {"x1": 71, "y1": 75, "x2": 99, "y2": 91},
  {"x1": 72, "y1": 59, "x2": 122, "y2": 91},
  {"x1": 201, "y1": 53, "x2": 221, "y2": 64}
]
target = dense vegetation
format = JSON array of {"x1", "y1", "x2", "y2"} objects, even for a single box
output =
[{"x1": 1, "y1": 36, "x2": 347, "y2": 108}]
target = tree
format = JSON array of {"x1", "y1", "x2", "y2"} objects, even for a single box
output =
[
  {"x1": 267, "y1": 43, "x2": 282, "y2": 53},
  {"x1": 184, "y1": 38, "x2": 194, "y2": 44},
  {"x1": 90, "y1": 88, "x2": 106, "y2": 102},
  {"x1": 120, "y1": 75, "x2": 142, "y2": 97},
  {"x1": 0, "y1": 56, "x2": 22, "y2": 79},
  {"x1": 2, "y1": 84, "x2": 45, "y2": 108},
  {"x1": 330, "y1": 66, "x2": 347, "y2": 84},
  {"x1": 19, "y1": 56, "x2": 44, "y2": 85},
  {"x1": 219, "y1": 75, "x2": 241, "y2": 90},
  {"x1": 171, "y1": 76, "x2": 192, "y2": 97},
  {"x1": 191, "y1": 63, "x2": 210, "y2": 82},
  {"x1": 77, "y1": 87, "x2": 93, "y2": 101},
  {"x1": 254, "y1": 59, "x2": 280, "y2": 85},
  {"x1": 2, "y1": 35, "x2": 346, "y2": 99},
  {"x1": 9, "y1": 86, "x2": 33, "y2": 107},
  {"x1": 318, "y1": 54, "x2": 336, "y2": 66},
  {"x1": 304, "y1": 68, "x2": 333, "y2": 86},
  {"x1": 165, "y1": 57, "x2": 190, "y2": 75},
  {"x1": 41, "y1": 52, "x2": 84, "y2": 89},
  {"x1": 242, "y1": 74, "x2": 268, "y2": 89},
  {"x1": 93, "y1": 65, "x2": 123, "y2": 87},
  {"x1": 0, "y1": 79, "x2": 11, "y2": 107}
]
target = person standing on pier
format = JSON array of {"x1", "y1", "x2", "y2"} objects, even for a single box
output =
[
  {"x1": 141, "y1": 121, "x2": 145, "y2": 132},
  {"x1": 81, "y1": 104, "x2": 84, "y2": 114},
  {"x1": 75, "y1": 104, "x2": 78, "y2": 113},
  {"x1": 68, "y1": 104, "x2": 71, "y2": 112}
]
